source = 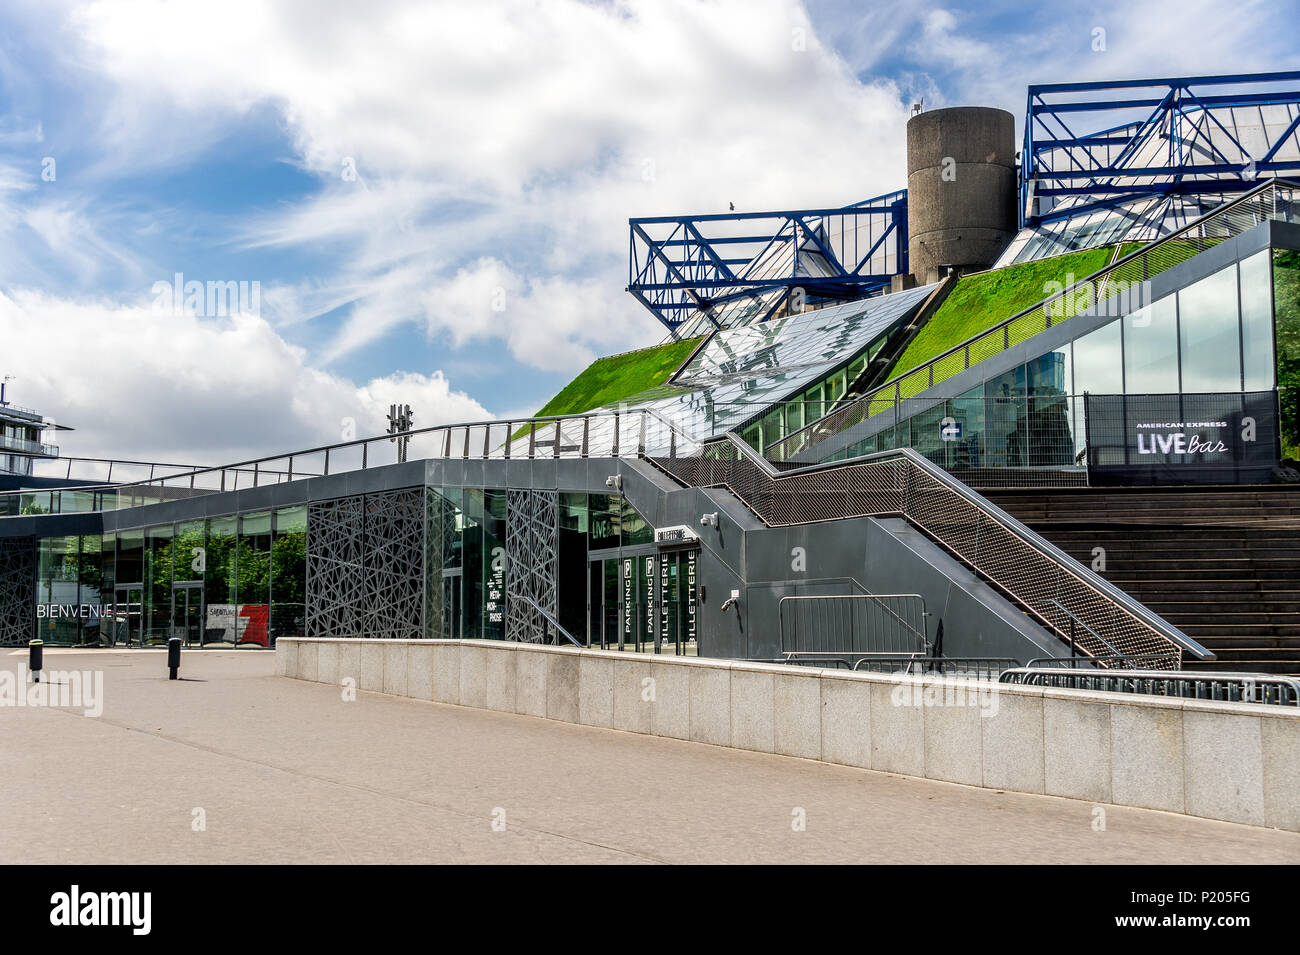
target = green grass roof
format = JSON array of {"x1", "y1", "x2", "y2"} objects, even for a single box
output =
[
  {"x1": 534, "y1": 336, "x2": 705, "y2": 417},
  {"x1": 884, "y1": 246, "x2": 1116, "y2": 382}
]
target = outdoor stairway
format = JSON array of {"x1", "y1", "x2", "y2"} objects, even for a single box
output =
[{"x1": 982, "y1": 486, "x2": 1300, "y2": 675}]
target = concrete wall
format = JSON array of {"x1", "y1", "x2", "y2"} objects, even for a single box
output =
[{"x1": 278, "y1": 637, "x2": 1300, "y2": 833}]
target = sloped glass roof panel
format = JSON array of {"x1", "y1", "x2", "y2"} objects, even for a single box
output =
[{"x1": 616, "y1": 282, "x2": 935, "y2": 439}]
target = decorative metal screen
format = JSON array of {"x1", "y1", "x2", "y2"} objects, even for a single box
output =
[
  {"x1": 306, "y1": 487, "x2": 425, "y2": 639},
  {"x1": 306, "y1": 495, "x2": 365, "y2": 638},
  {"x1": 0, "y1": 537, "x2": 34, "y2": 647},
  {"x1": 505, "y1": 488, "x2": 558, "y2": 643},
  {"x1": 364, "y1": 488, "x2": 425, "y2": 639}
]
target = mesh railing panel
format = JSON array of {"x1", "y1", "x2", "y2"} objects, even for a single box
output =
[{"x1": 650, "y1": 440, "x2": 1190, "y2": 668}]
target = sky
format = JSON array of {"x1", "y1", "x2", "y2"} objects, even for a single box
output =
[{"x1": 0, "y1": 0, "x2": 1296, "y2": 463}]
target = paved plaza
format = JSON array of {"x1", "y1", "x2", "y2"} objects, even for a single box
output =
[{"x1": 2, "y1": 649, "x2": 1297, "y2": 864}]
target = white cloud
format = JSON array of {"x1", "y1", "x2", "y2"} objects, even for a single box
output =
[
  {"x1": 0, "y1": 289, "x2": 488, "y2": 463},
  {"x1": 58, "y1": 0, "x2": 914, "y2": 375}
]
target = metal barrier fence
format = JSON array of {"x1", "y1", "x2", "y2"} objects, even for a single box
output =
[
  {"x1": 999, "y1": 668, "x2": 1300, "y2": 707},
  {"x1": 756, "y1": 654, "x2": 1018, "y2": 680},
  {"x1": 768, "y1": 179, "x2": 1300, "y2": 464},
  {"x1": 649, "y1": 436, "x2": 1208, "y2": 668},
  {"x1": 778, "y1": 594, "x2": 928, "y2": 656}
]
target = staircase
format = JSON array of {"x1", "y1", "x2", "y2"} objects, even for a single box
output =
[{"x1": 984, "y1": 486, "x2": 1300, "y2": 674}]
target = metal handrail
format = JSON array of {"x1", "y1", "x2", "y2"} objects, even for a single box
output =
[
  {"x1": 999, "y1": 668, "x2": 1300, "y2": 707},
  {"x1": 647, "y1": 432, "x2": 1211, "y2": 666},
  {"x1": 0, "y1": 407, "x2": 702, "y2": 515},
  {"x1": 507, "y1": 592, "x2": 583, "y2": 648},
  {"x1": 768, "y1": 177, "x2": 1299, "y2": 462},
  {"x1": 1049, "y1": 598, "x2": 1121, "y2": 659}
]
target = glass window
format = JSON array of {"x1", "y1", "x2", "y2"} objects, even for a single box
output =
[
  {"x1": 1123, "y1": 296, "x2": 1179, "y2": 394},
  {"x1": 1179, "y1": 264, "x2": 1241, "y2": 392},
  {"x1": 271, "y1": 506, "x2": 306, "y2": 646},
  {"x1": 1027, "y1": 349, "x2": 1070, "y2": 397},
  {"x1": 173, "y1": 520, "x2": 205, "y2": 584},
  {"x1": 1240, "y1": 250, "x2": 1274, "y2": 391},
  {"x1": 620, "y1": 497, "x2": 653, "y2": 547},
  {"x1": 1072, "y1": 320, "x2": 1124, "y2": 395},
  {"x1": 36, "y1": 535, "x2": 80, "y2": 646},
  {"x1": 144, "y1": 526, "x2": 174, "y2": 646},
  {"x1": 237, "y1": 512, "x2": 272, "y2": 647},
  {"x1": 588, "y1": 492, "x2": 620, "y2": 551},
  {"x1": 205, "y1": 516, "x2": 238, "y2": 645}
]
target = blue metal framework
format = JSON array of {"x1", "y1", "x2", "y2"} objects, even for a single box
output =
[
  {"x1": 627, "y1": 191, "x2": 908, "y2": 335},
  {"x1": 1023, "y1": 71, "x2": 1300, "y2": 227}
]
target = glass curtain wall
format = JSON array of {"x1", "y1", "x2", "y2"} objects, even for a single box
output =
[
  {"x1": 271, "y1": 506, "x2": 307, "y2": 646},
  {"x1": 850, "y1": 250, "x2": 1280, "y2": 469}
]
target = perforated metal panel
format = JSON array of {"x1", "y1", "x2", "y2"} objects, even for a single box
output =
[
  {"x1": 0, "y1": 537, "x2": 34, "y2": 647},
  {"x1": 307, "y1": 487, "x2": 424, "y2": 639},
  {"x1": 504, "y1": 488, "x2": 558, "y2": 643}
]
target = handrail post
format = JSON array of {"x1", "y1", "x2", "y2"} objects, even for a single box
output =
[
  {"x1": 362, "y1": 441, "x2": 368, "y2": 469},
  {"x1": 288, "y1": 456, "x2": 293, "y2": 482},
  {"x1": 638, "y1": 413, "x2": 647, "y2": 456},
  {"x1": 553, "y1": 420, "x2": 561, "y2": 459},
  {"x1": 504, "y1": 422, "x2": 511, "y2": 459},
  {"x1": 528, "y1": 423, "x2": 536, "y2": 459},
  {"x1": 612, "y1": 412, "x2": 620, "y2": 457},
  {"x1": 582, "y1": 416, "x2": 590, "y2": 458},
  {"x1": 483, "y1": 425, "x2": 491, "y2": 459},
  {"x1": 324, "y1": 447, "x2": 330, "y2": 476},
  {"x1": 462, "y1": 425, "x2": 470, "y2": 460},
  {"x1": 253, "y1": 461, "x2": 259, "y2": 488}
]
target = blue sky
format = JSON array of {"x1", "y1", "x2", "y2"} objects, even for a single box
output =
[{"x1": 0, "y1": 0, "x2": 1296, "y2": 462}]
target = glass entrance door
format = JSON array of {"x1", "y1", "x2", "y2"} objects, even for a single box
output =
[
  {"x1": 172, "y1": 582, "x2": 205, "y2": 647},
  {"x1": 111, "y1": 585, "x2": 143, "y2": 647}
]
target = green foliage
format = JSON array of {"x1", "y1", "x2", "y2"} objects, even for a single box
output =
[
  {"x1": 885, "y1": 247, "x2": 1116, "y2": 382},
  {"x1": 1276, "y1": 250, "x2": 1300, "y2": 460},
  {"x1": 534, "y1": 336, "x2": 705, "y2": 417}
]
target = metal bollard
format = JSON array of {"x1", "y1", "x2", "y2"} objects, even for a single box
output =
[
  {"x1": 167, "y1": 636, "x2": 181, "y2": 681},
  {"x1": 29, "y1": 639, "x2": 43, "y2": 683}
]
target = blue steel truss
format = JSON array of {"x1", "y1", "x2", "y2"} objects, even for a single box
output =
[
  {"x1": 628, "y1": 191, "x2": 908, "y2": 335},
  {"x1": 1023, "y1": 71, "x2": 1300, "y2": 227}
]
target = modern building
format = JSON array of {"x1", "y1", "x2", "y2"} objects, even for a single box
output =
[
  {"x1": 0, "y1": 382, "x2": 65, "y2": 479},
  {"x1": 4, "y1": 71, "x2": 1300, "y2": 679}
]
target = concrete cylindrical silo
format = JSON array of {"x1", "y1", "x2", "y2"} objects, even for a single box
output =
[{"x1": 906, "y1": 106, "x2": 1017, "y2": 284}]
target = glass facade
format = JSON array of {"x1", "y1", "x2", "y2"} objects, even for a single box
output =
[
  {"x1": 429, "y1": 485, "x2": 698, "y2": 654},
  {"x1": 32, "y1": 510, "x2": 306, "y2": 648},
  {"x1": 839, "y1": 250, "x2": 1281, "y2": 471}
]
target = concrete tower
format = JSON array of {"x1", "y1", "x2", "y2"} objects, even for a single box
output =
[{"x1": 906, "y1": 106, "x2": 1017, "y2": 284}]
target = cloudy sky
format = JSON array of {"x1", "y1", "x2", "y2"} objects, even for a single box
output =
[{"x1": 1, "y1": 0, "x2": 1296, "y2": 463}]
